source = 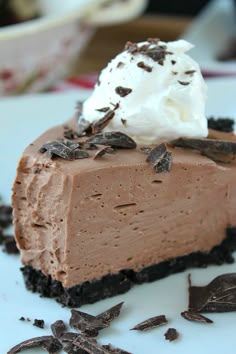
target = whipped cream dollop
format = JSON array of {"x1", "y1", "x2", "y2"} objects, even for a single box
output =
[{"x1": 81, "y1": 39, "x2": 208, "y2": 144}]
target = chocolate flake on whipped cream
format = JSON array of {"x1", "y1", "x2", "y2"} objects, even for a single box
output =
[
  {"x1": 185, "y1": 70, "x2": 196, "y2": 76},
  {"x1": 39, "y1": 140, "x2": 90, "y2": 161},
  {"x1": 164, "y1": 328, "x2": 179, "y2": 341},
  {"x1": 181, "y1": 311, "x2": 213, "y2": 324},
  {"x1": 188, "y1": 273, "x2": 236, "y2": 313},
  {"x1": 137, "y1": 61, "x2": 153, "y2": 72},
  {"x1": 130, "y1": 314, "x2": 168, "y2": 331},
  {"x1": 95, "y1": 107, "x2": 110, "y2": 113},
  {"x1": 171, "y1": 60, "x2": 176, "y2": 65},
  {"x1": 115, "y1": 86, "x2": 132, "y2": 97},
  {"x1": 88, "y1": 132, "x2": 137, "y2": 149},
  {"x1": 121, "y1": 119, "x2": 127, "y2": 126},
  {"x1": 93, "y1": 146, "x2": 114, "y2": 160},
  {"x1": 117, "y1": 61, "x2": 125, "y2": 68},
  {"x1": 7, "y1": 336, "x2": 62, "y2": 354},
  {"x1": 92, "y1": 110, "x2": 115, "y2": 134},
  {"x1": 171, "y1": 137, "x2": 236, "y2": 163},
  {"x1": 178, "y1": 80, "x2": 190, "y2": 86},
  {"x1": 146, "y1": 143, "x2": 172, "y2": 173}
]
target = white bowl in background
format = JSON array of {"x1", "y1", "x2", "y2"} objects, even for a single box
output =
[{"x1": 0, "y1": 0, "x2": 147, "y2": 96}]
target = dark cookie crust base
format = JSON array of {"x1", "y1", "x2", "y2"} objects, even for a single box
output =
[{"x1": 21, "y1": 228, "x2": 236, "y2": 307}]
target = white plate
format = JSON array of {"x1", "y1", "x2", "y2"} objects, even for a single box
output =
[
  {"x1": 0, "y1": 79, "x2": 236, "y2": 354},
  {"x1": 183, "y1": 0, "x2": 236, "y2": 75}
]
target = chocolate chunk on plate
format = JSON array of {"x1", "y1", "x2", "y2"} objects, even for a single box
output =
[
  {"x1": 130, "y1": 314, "x2": 167, "y2": 331},
  {"x1": 188, "y1": 273, "x2": 236, "y2": 313},
  {"x1": 164, "y1": 328, "x2": 179, "y2": 341},
  {"x1": 181, "y1": 311, "x2": 213, "y2": 324}
]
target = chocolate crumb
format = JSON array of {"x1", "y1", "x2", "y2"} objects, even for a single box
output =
[
  {"x1": 181, "y1": 311, "x2": 213, "y2": 323},
  {"x1": 88, "y1": 131, "x2": 137, "y2": 149},
  {"x1": 115, "y1": 86, "x2": 132, "y2": 97},
  {"x1": 102, "y1": 343, "x2": 132, "y2": 354},
  {"x1": 95, "y1": 107, "x2": 110, "y2": 113},
  {"x1": 19, "y1": 317, "x2": 25, "y2": 321},
  {"x1": 172, "y1": 71, "x2": 178, "y2": 75},
  {"x1": 121, "y1": 119, "x2": 127, "y2": 127},
  {"x1": 137, "y1": 61, "x2": 153, "y2": 72},
  {"x1": 130, "y1": 314, "x2": 167, "y2": 331},
  {"x1": 178, "y1": 80, "x2": 190, "y2": 85},
  {"x1": 164, "y1": 328, "x2": 179, "y2": 341},
  {"x1": 171, "y1": 60, "x2": 176, "y2": 65},
  {"x1": 7, "y1": 336, "x2": 62, "y2": 354},
  {"x1": 51, "y1": 320, "x2": 66, "y2": 338},
  {"x1": 33, "y1": 319, "x2": 45, "y2": 329},
  {"x1": 93, "y1": 146, "x2": 114, "y2": 160}
]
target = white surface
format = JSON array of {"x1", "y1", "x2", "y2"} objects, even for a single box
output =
[
  {"x1": 183, "y1": 0, "x2": 236, "y2": 74},
  {"x1": 0, "y1": 79, "x2": 236, "y2": 353}
]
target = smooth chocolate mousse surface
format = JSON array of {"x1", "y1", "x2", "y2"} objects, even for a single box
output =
[{"x1": 12, "y1": 117, "x2": 236, "y2": 292}]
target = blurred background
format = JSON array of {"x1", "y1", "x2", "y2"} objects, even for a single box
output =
[{"x1": 0, "y1": 0, "x2": 235, "y2": 95}]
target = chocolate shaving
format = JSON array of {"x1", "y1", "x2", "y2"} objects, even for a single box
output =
[
  {"x1": 137, "y1": 61, "x2": 152, "y2": 72},
  {"x1": 95, "y1": 107, "x2": 110, "y2": 113},
  {"x1": 93, "y1": 146, "x2": 114, "y2": 160},
  {"x1": 92, "y1": 110, "x2": 115, "y2": 134},
  {"x1": 178, "y1": 80, "x2": 190, "y2": 85},
  {"x1": 61, "y1": 332, "x2": 80, "y2": 343},
  {"x1": 102, "y1": 344, "x2": 132, "y2": 354},
  {"x1": 130, "y1": 314, "x2": 167, "y2": 331},
  {"x1": 96, "y1": 302, "x2": 124, "y2": 324},
  {"x1": 146, "y1": 143, "x2": 172, "y2": 173},
  {"x1": 88, "y1": 132, "x2": 137, "y2": 149},
  {"x1": 51, "y1": 320, "x2": 66, "y2": 338},
  {"x1": 39, "y1": 140, "x2": 90, "y2": 161},
  {"x1": 69, "y1": 309, "x2": 108, "y2": 337},
  {"x1": 7, "y1": 336, "x2": 62, "y2": 354},
  {"x1": 115, "y1": 86, "x2": 132, "y2": 97},
  {"x1": 181, "y1": 311, "x2": 213, "y2": 324},
  {"x1": 171, "y1": 137, "x2": 236, "y2": 163},
  {"x1": 164, "y1": 328, "x2": 179, "y2": 341},
  {"x1": 71, "y1": 335, "x2": 107, "y2": 354},
  {"x1": 33, "y1": 319, "x2": 45, "y2": 329},
  {"x1": 171, "y1": 60, "x2": 176, "y2": 65},
  {"x1": 188, "y1": 273, "x2": 236, "y2": 313}
]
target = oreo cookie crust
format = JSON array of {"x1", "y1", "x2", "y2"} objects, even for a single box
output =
[{"x1": 21, "y1": 228, "x2": 236, "y2": 307}]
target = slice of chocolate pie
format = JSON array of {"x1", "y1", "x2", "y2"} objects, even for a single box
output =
[{"x1": 12, "y1": 39, "x2": 236, "y2": 307}]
